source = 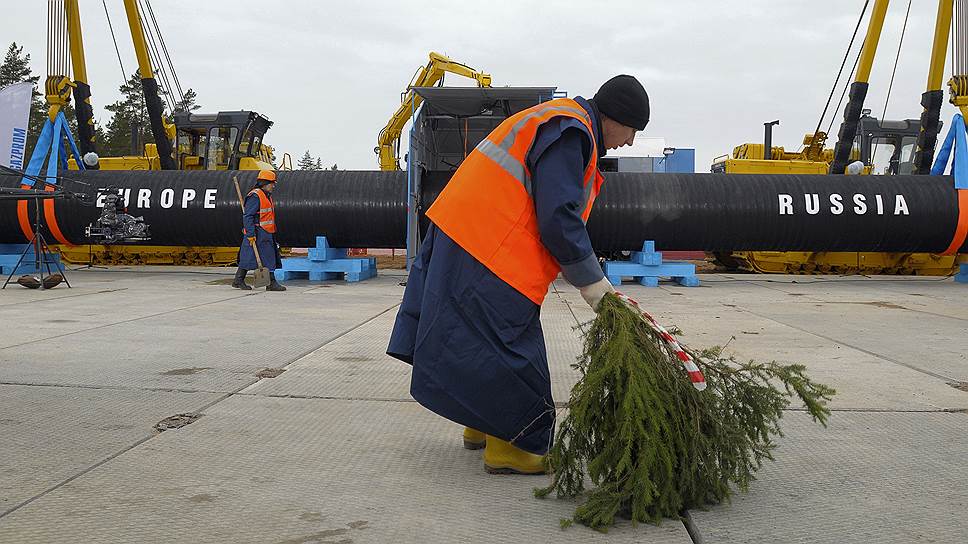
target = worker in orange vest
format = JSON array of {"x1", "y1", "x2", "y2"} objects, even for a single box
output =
[
  {"x1": 233, "y1": 170, "x2": 285, "y2": 291},
  {"x1": 388, "y1": 76, "x2": 649, "y2": 474}
]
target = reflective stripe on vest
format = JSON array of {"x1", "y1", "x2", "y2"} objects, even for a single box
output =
[
  {"x1": 247, "y1": 188, "x2": 277, "y2": 233},
  {"x1": 426, "y1": 98, "x2": 604, "y2": 305}
]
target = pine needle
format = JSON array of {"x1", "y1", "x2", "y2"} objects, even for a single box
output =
[{"x1": 536, "y1": 293, "x2": 835, "y2": 531}]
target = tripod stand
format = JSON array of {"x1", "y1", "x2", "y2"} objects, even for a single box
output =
[
  {"x1": 71, "y1": 242, "x2": 108, "y2": 271},
  {"x1": 2, "y1": 196, "x2": 71, "y2": 290}
]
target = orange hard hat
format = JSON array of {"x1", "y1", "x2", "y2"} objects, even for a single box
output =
[{"x1": 257, "y1": 170, "x2": 277, "y2": 182}]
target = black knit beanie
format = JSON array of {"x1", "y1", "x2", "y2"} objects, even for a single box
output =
[{"x1": 593, "y1": 75, "x2": 650, "y2": 130}]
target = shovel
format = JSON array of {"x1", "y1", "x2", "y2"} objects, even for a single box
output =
[{"x1": 233, "y1": 176, "x2": 272, "y2": 288}]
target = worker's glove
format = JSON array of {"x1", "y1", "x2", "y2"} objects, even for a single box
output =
[
  {"x1": 579, "y1": 277, "x2": 615, "y2": 312},
  {"x1": 247, "y1": 236, "x2": 256, "y2": 244}
]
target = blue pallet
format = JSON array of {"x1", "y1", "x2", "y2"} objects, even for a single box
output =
[
  {"x1": 0, "y1": 244, "x2": 62, "y2": 276},
  {"x1": 956, "y1": 264, "x2": 968, "y2": 284},
  {"x1": 603, "y1": 241, "x2": 699, "y2": 288},
  {"x1": 274, "y1": 236, "x2": 377, "y2": 283}
]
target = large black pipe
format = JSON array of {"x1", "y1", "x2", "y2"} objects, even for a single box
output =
[{"x1": 1, "y1": 170, "x2": 965, "y2": 254}]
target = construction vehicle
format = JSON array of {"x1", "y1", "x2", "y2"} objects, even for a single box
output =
[
  {"x1": 46, "y1": 0, "x2": 278, "y2": 265},
  {"x1": 710, "y1": 0, "x2": 967, "y2": 275},
  {"x1": 377, "y1": 52, "x2": 492, "y2": 170}
]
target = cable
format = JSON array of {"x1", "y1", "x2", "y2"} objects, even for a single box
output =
[
  {"x1": 880, "y1": 0, "x2": 911, "y2": 121},
  {"x1": 952, "y1": 0, "x2": 968, "y2": 75},
  {"x1": 952, "y1": 1, "x2": 957, "y2": 76},
  {"x1": 958, "y1": 0, "x2": 964, "y2": 73},
  {"x1": 0, "y1": 164, "x2": 95, "y2": 194},
  {"x1": 138, "y1": 0, "x2": 176, "y2": 112},
  {"x1": 143, "y1": 0, "x2": 185, "y2": 103},
  {"x1": 102, "y1": 1, "x2": 128, "y2": 81},
  {"x1": 814, "y1": 0, "x2": 870, "y2": 140},
  {"x1": 871, "y1": 0, "x2": 912, "y2": 170},
  {"x1": 826, "y1": 42, "x2": 865, "y2": 138},
  {"x1": 137, "y1": 1, "x2": 170, "y2": 109}
]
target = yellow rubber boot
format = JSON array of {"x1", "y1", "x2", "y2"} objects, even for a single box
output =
[
  {"x1": 462, "y1": 427, "x2": 486, "y2": 450},
  {"x1": 483, "y1": 435, "x2": 546, "y2": 475}
]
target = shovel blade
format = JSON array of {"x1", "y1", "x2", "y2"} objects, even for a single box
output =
[{"x1": 251, "y1": 267, "x2": 272, "y2": 288}]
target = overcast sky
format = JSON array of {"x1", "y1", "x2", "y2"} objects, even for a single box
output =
[{"x1": 3, "y1": 1, "x2": 963, "y2": 171}]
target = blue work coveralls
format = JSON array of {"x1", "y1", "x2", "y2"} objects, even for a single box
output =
[
  {"x1": 387, "y1": 96, "x2": 606, "y2": 455},
  {"x1": 239, "y1": 188, "x2": 282, "y2": 270}
]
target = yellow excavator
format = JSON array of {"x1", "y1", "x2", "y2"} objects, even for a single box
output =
[
  {"x1": 377, "y1": 52, "x2": 492, "y2": 170},
  {"x1": 47, "y1": 0, "x2": 278, "y2": 265},
  {"x1": 711, "y1": 0, "x2": 967, "y2": 275}
]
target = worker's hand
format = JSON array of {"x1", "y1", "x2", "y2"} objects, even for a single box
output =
[{"x1": 579, "y1": 277, "x2": 615, "y2": 312}]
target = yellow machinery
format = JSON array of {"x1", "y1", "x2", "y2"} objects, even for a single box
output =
[
  {"x1": 711, "y1": 0, "x2": 968, "y2": 275},
  {"x1": 377, "y1": 52, "x2": 492, "y2": 170},
  {"x1": 49, "y1": 0, "x2": 277, "y2": 265}
]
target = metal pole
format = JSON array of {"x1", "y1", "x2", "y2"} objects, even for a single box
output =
[{"x1": 764, "y1": 120, "x2": 780, "y2": 160}]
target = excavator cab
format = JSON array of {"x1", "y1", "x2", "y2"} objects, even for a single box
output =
[
  {"x1": 853, "y1": 113, "x2": 928, "y2": 175},
  {"x1": 173, "y1": 110, "x2": 273, "y2": 170}
]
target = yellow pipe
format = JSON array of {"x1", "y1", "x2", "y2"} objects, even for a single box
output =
[
  {"x1": 927, "y1": 0, "x2": 954, "y2": 91},
  {"x1": 122, "y1": 0, "x2": 154, "y2": 78},
  {"x1": 64, "y1": 0, "x2": 88, "y2": 83},
  {"x1": 855, "y1": 0, "x2": 891, "y2": 84}
]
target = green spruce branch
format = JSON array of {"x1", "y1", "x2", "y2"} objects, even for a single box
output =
[{"x1": 536, "y1": 294, "x2": 835, "y2": 532}]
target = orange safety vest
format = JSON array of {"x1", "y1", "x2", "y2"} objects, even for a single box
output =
[
  {"x1": 246, "y1": 188, "x2": 277, "y2": 234},
  {"x1": 427, "y1": 98, "x2": 604, "y2": 305}
]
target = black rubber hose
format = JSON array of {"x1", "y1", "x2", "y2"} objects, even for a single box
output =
[
  {"x1": 140, "y1": 77, "x2": 176, "y2": 170},
  {"x1": 71, "y1": 81, "x2": 98, "y2": 161},
  {"x1": 0, "y1": 170, "x2": 964, "y2": 254},
  {"x1": 912, "y1": 90, "x2": 945, "y2": 175},
  {"x1": 829, "y1": 82, "x2": 870, "y2": 175}
]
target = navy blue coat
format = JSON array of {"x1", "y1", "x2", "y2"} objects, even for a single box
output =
[
  {"x1": 238, "y1": 189, "x2": 282, "y2": 270},
  {"x1": 387, "y1": 97, "x2": 606, "y2": 455}
]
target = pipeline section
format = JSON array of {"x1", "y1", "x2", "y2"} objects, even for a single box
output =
[{"x1": 1, "y1": 170, "x2": 965, "y2": 254}]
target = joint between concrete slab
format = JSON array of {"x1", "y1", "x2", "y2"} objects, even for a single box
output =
[
  {"x1": 0, "y1": 302, "x2": 402, "y2": 522},
  {"x1": 0, "y1": 288, "x2": 127, "y2": 308},
  {"x1": 0, "y1": 381, "x2": 223, "y2": 396},
  {"x1": 236, "y1": 392, "x2": 419, "y2": 404},
  {"x1": 0, "y1": 432, "x2": 156, "y2": 519},
  {"x1": 729, "y1": 304, "x2": 961, "y2": 384},
  {"x1": 0, "y1": 291, "x2": 258, "y2": 351}
]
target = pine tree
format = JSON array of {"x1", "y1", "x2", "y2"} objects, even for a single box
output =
[
  {"x1": 173, "y1": 88, "x2": 200, "y2": 113},
  {"x1": 0, "y1": 42, "x2": 80, "y2": 165},
  {"x1": 330, "y1": 163, "x2": 338, "y2": 171},
  {"x1": 536, "y1": 294, "x2": 835, "y2": 531},
  {"x1": 297, "y1": 150, "x2": 315, "y2": 170},
  {"x1": 314, "y1": 157, "x2": 323, "y2": 170},
  {"x1": 0, "y1": 43, "x2": 37, "y2": 88},
  {"x1": 1, "y1": 43, "x2": 43, "y2": 163},
  {"x1": 102, "y1": 70, "x2": 154, "y2": 157}
]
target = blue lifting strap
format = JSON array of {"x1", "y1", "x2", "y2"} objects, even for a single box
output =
[
  {"x1": 20, "y1": 110, "x2": 85, "y2": 188},
  {"x1": 931, "y1": 113, "x2": 968, "y2": 190}
]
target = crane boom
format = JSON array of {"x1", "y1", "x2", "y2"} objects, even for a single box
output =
[
  {"x1": 377, "y1": 52, "x2": 492, "y2": 170},
  {"x1": 122, "y1": 0, "x2": 176, "y2": 170}
]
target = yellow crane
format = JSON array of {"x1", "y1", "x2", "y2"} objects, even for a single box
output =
[
  {"x1": 377, "y1": 52, "x2": 492, "y2": 170},
  {"x1": 712, "y1": 0, "x2": 968, "y2": 275},
  {"x1": 47, "y1": 0, "x2": 277, "y2": 265}
]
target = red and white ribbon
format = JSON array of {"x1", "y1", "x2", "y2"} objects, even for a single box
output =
[{"x1": 617, "y1": 293, "x2": 707, "y2": 392}]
